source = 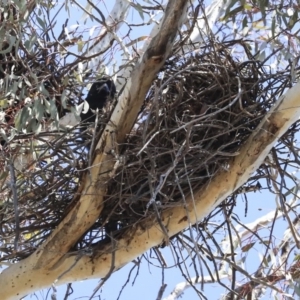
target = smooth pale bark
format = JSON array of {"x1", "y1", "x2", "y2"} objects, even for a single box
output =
[{"x1": 1, "y1": 76, "x2": 300, "y2": 300}]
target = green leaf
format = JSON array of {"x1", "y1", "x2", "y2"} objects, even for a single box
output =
[
  {"x1": 33, "y1": 98, "x2": 45, "y2": 121},
  {"x1": 241, "y1": 242, "x2": 255, "y2": 252},
  {"x1": 15, "y1": 107, "x2": 31, "y2": 132},
  {"x1": 223, "y1": 6, "x2": 244, "y2": 21},
  {"x1": 281, "y1": 14, "x2": 288, "y2": 27},
  {"x1": 0, "y1": 171, "x2": 8, "y2": 181},
  {"x1": 243, "y1": 3, "x2": 252, "y2": 10},
  {"x1": 49, "y1": 98, "x2": 58, "y2": 120},
  {"x1": 43, "y1": 98, "x2": 51, "y2": 115},
  {"x1": 288, "y1": 10, "x2": 298, "y2": 29},
  {"x1": 28, "y1": 119, "x2": 42, "y2": 134},
  {"x1": 39, "y1": 84, "x2": 50, "y2": 98},
  {"x1": 294, "y1": 283, "x2": 300, "y2": 297},
  {"x1": 24, "y1": 34, "x2": 37, "y2": 52},
  {"x1": 271, "y1": 17, "x2": 275, "y2": 38},
  {"x1": 62, "y1": 76, "x2": 69, "y2": 87},
  {"x1": 75, "y1": 72, "x2": 83, "y2": 84},
  {"x1": 0, "y1": 36, "x2": 14, "y2": 54},
  {"x1": 61, "y1": 90, "x2": 68, "y2": 109},
  {"x1": 36, "y1": 16, "x2": 46, "y2": 30},
  {"x1": 0, "y1": 98, "x2": 9, "y2": 109},
  {"x1": 132, "y1": 3, "x2": 145, "y2": 20},
  {"x1": 0, "y1": 128, "x2": 7, "y2": 141},
  {"x1": 24, "y1": 77, "x2": 32, "y2": 87},
  {"x1": 293, "y1": 254, "x2": 300, "y2": 261},
  {"x1": 77, "y1": 40, "x2": 84, "y2": 53},
  {"x1": 22, "y1": 9, "x2": 29, "y2": 21},
  {"x1": 242, "y1": 16, "x2": 248, "y2": 29}
]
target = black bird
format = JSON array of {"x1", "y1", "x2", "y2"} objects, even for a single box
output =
[
  {"x1": 80, "y1": 78, "x2": 116, "y2": 125},
  {"x1": 80, "y1": 78, "x2": 116, "y2": 149}
]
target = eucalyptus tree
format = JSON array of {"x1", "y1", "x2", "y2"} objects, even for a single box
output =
[{"x1": 0, "y1": 0, "x2": 300, "y2": 299}]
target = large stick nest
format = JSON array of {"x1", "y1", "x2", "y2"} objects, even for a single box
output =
[{"x1": 0, "y1": 38, "x2": 298, "y2": 262}]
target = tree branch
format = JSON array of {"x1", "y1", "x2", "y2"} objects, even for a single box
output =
[{"x1": 0, "y1": 0, "x2": 190, "y2": 299}]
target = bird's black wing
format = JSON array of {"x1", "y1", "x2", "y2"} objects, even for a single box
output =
[{"x1": 80, "y1": 79, "x2": 116, "y2": 151}]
